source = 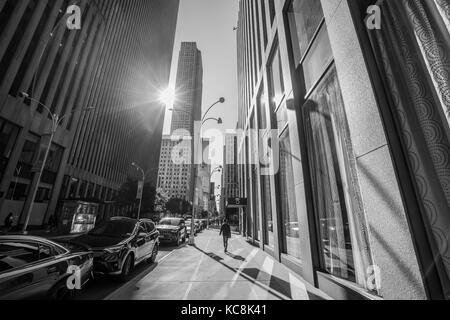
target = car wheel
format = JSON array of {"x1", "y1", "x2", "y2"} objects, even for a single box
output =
[
  {"x1": 148, "y1": 244, "x2": 158, "y2": 264},
  {"x1": 120, "y1": 255, "x2": 133, "y2": 282},
  {"x1": 49, "y1": 280, "x2": 74, "y2": 300}
]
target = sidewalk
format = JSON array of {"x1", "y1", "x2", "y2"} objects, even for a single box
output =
[{"x1": 106, "y1": 229, "x2": 332, "y2": 300}]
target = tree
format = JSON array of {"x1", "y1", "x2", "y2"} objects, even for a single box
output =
[
  {"x1": 166, "y1": 198, "x2": 192, "y2": 215},
  {"x1": 115, "y1": 178, "x2": 138, "y2": 206},
  {"x1": 141, "y1": 183, "x2": 156, "y2": 213},
  {"x1": 154, "y1": 188, "x2": 169, "y2": 214},
  {"x1": 201, "y1": 210, "x2": 209, "y2": 219},
  {"x1": 115, "y1": 178, "x2": 157, "y2": 215}
]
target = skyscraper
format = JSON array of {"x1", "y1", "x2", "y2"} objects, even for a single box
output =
[
  {"x1": 0, "y1": 0, "x2": 180, "y2": 227},
  {"x1": 157, "y1": 42, "x2": 203, "y2": 204},
  {"x1": 170, "y1": 42, "x2": 203, "y2": 135}
]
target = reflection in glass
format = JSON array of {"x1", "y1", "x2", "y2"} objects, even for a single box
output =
[
  {"x1": 303, "y1": 66, "x2": 375, "y2": 292},
  {"x1": 279, "y1": 130, "x2": 301, "y2": 259},
  {"x1": 268, "y1": 46, "x2": 285, "y2": 111},
  {"x1": 261, "y1": 173, "x2": 274, "y2": 247},
  {"x1": 288, "y1": 0, "x2": 324, "y2": 66}
]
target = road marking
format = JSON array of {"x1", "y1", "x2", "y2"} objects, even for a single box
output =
[
  {"x1": 230, "y1": 248, "x2": 259, "y2": 285},
  {"x1": 104, "y1": 249, "x2": 178, "y2": 300},
  {"x1": 158, "y1": 249, "x2": 177, "y2": 264}
]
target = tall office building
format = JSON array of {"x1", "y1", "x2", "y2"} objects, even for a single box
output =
[
  {"x1": 223, "y1": 133, "x2": 240, "y2": 199},
  {"x1": 157, "y1": 42, "x2": 203, "y2": 205},
  {"x1": 157, "y1": 135, "x2": 191, "y2": 200},
  {"x1": 0, "y1": 0, "x2": 180, "y2": 227},
  {"x1": 170, "y1": 42, "x2": 203, "y2": 135},
  {"x1": 221, "y1": 133, "x2": 240, "y2": 225},
  {"x1": 236, "y1": 0, "x2": 450, "y2": 300}
]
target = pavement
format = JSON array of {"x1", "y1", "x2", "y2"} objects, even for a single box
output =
[{"x1": 105, "y1": 229, "x2": 332, "y2": 300}]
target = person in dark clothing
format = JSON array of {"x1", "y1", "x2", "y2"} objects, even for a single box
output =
[
  {"x1": 219, "y1": 219, "x2": 231, "y2": 253},
  {"x1": 4, "y1": 213, "x2": 14, "y2": 233}
]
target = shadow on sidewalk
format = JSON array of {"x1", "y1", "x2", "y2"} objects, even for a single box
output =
[
  {"x1": 225, "y1": 252, "x2": 246, "y2": 261},
  {"x1": 193, "y1": 245, "x2": 296, "y2": 300}
]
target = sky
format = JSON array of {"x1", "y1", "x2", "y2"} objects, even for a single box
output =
[{"x1": 162, "y1": 0, "x2": 240, "y2": 201}]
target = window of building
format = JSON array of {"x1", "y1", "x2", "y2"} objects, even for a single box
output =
[
  {"x1": 257, "y1": 88, "x2": 268, "y2": 130},
  {"x1": 0, "y1": 118, "x2": 20, "y2": 178},
  {"x1": 287, "y1": 0, "x2": 323, "y2": 66},
  {"x1": 278, "y1": 129, "x2": 300, "y2": 259},
  {"x1": 6, "y1": 182, "x2": 29, "y2": 201},
  {"x1": 268, "y1": 0, "x2": 276, "y2": 25},
  {"x1": 288, "y1": 0, "x2": 376, "y2": 294},
  {"x1": 268, "y1": 44, "x2": 285, "y2": 112},
  {"x1": 59, "y1": 175, "x2": 70, "y2": 199}
]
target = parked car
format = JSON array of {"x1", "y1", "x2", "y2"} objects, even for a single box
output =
[
  {"x1": 156, "y1": 218, "x2": 187, "y2": 246},
  {"x1": 0, "y1": 235, "x2": 93, "y2": 300},
  {"x1": 194, "y1": 219, "x2": 202, "y2": 232},
  {"x1": 184, "y1": 220, "x2": 197, "y2": 237},
  {"x1": 74, "y1": 217, "x2": 159, "y2": 281},
  {"x1": 200, "y1": 219, "x2": 208, "y2": 230}
]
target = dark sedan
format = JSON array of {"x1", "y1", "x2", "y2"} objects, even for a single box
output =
[
  {"x1": 0, "y1": 235, "x2": 93, "y2": 300},
  {"x1": 156, "y1": 218, "x2": 187, "y2": 246},
  {"x1": 75, "y1": 217, "x2": 159, "y2": 281}
]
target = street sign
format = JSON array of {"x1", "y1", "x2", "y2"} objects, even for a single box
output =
[
  {"x1": 226, "y1": 198, "x2": 248, "y2": 208},
  {"x1": 136, "y1": 181, "x2": 144, "y2": 200},
  {"x1": 31, "y1": 134, "x2": 52, "y2": 172}
]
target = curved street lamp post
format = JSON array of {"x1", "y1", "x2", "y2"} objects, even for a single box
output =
[
  {"x1": 19, "y1": 92, "x2": 94, "y2": 233},
  {"x1": 171, "y1": 97, "x2": 225, "y2": 245}
]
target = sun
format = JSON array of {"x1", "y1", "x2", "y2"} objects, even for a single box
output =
[{"x1": 159, "y1": 87, "x2": 176, "y2": 109}]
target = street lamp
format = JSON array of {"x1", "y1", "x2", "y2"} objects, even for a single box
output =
[
  {"x1": 188, "y1": 98, "x2": 225, "y2": 245},
  {"x1": 131, "y1": 162, "x2": 145, "y2": 220},
  {"x1": 19, "y1": 92, "x2": 94, "y2": 233},
  {"x1": 206, "y1": 166, "x2": 222, "y2": 229},
  {"x1": 169, "y1": 98, "x2": 225, "y2": 244}
]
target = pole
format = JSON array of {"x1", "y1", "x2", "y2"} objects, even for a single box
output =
[
  {"x1": 135, "y1": 166, "x2": 144, "y2": 220},
  {"x1": 22, "y1": 119, "x2": 57, "y2": 233}
]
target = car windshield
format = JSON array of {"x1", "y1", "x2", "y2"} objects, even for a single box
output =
[
  {"x1": 89, "y1": 220, "x2": 136, "y2": 237},
  {"x1": 159, "y1": 219, "x2": 181, "y2": 226}
]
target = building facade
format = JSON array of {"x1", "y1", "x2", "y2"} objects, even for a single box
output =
[
  {"x1": 0, "y1": 0, "x2": 179, "y2": 227},
  {"x1": 157, "y1": 42, "x2": 203, "y2": 210},
  {"x1": 236, "y1": 0, "x2": 450, "y2": 300},
  {"x1": 170, "y1": 42, "x2": 203, "y2": 135},
  {"x1": 221, "y1": 132, "x2": 240, "y2": 227},
  {"x1": 157, "y1": 135, "x2": 192, "y2": 201}
]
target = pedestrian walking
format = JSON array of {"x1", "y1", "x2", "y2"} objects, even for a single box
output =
[
  {"x1": 219, "y1": 219, "x2": 231, "y2": 253},
  {"x1": 3, "y1": 213, "x2": 14, "y2": 233}
]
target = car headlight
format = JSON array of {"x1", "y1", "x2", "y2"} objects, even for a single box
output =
[
  {"x1": 103, "y1": 246, "x2": 125, "y2": 262},
  {"x1": 104, "y1": 246, "x2": 124, "y2": 254},
  {"x1": 171, "y1": 230, "x2": 178, "y2": 233}
]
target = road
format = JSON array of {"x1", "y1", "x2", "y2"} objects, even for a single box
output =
[{"x1": 71, "y1": 243, "x2": 184, "y2": 300}]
